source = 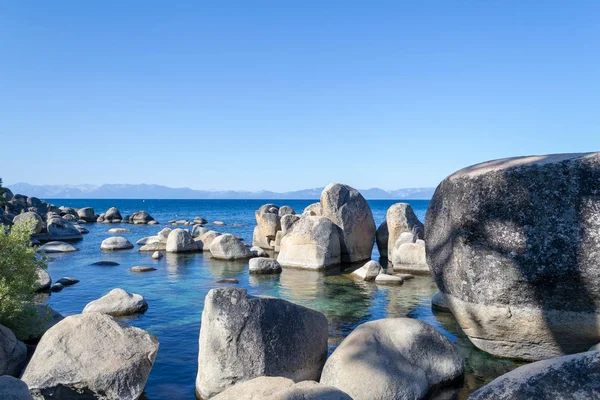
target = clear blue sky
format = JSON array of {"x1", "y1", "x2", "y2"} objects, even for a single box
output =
[{"x1": 1, "y1": 1, "x2": 599, "y2": 191}]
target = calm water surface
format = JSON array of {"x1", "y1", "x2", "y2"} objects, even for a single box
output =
[{"x1": 40, "y1": 199, "x2": 522, "y2": 399}]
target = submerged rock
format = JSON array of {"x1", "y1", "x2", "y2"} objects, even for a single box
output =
[
  {"x1": 320, "y1": 183, "x2": 376, "y2": 263},
  {"x1": 91, "y1": 261, "x2": 120, "y2": 266},
  {"x1": 212, "y1": 377, "x2": 351, "y2": 400},
  {"x1": 321, "y1": 318, "x2": 464, "y2": 400},
  {"x1": 100, "y1": 236, "x2": 134, "y2": 251},
  {"x1": 426, "y1": 152, "x2": 600, "y2": 360},
  {"x1": 56, "y1": 277, "x2": 79, "y2": 286},
  {"x1": 130, "y1": 266, "x2": 157, "y2": 273},
  {"x1": 195, "y1": 288, "x2": 328, "y2": 398},
  {"x1": 469, "y1": 351, "x2": 600, "y2": 400},
  {"x1": 38, "y1": 241, "x2": 78, "y2": 253},
  {"x1": 22, "y1": 313, "x2": 158, "y2": 400},
  {"x1": 108, "y1": 228, "x2": 130, "y2": 234},
  {"x1": 277, "y1": 216, "x2": 341, "y2": 270},
  {"x1": 83, "y1": 288, "x2": 148, "y2": 316}
]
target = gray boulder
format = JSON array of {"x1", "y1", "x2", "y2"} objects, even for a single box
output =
[
  {"x1": 130, "y1": 210, "x2": 155, "y2": 224},
  {"x1": 166, "y1": 228, "x2": 198, "y2": 252},
  {"x1": 56, "y1": 277, "x2": 79, "y2": 286},
  {"x1": 139, "y1": 242, "x2": 167, "y2": 252},
  {"x1": 385, "y1": 203, "x2": 424, "y2": 259},
  {"x1": 426, "y1": 152, "x2": 600, "y2": 360},
  {"x1": 278, "y1": 206, "x2": 296, "y2": 217},
  {"x1": 192, "y1": 224, "x2": 209, "y2": 238},
  {"x1": 277, "y1": 216, "x2": 341, "y2": 270},
  {"x1": 210, "y1": 234, "x2": 253, "y2": 260},
  {"x1": 321, "y1": 318, "x2": 464, "y2": 400},
  {"x1": 195, "y1": 288, "x2": 328, "y2": 398},
  {"x1": 469, "y1": 351, "x2": 600, "y2": 400},
  {"x1": 253, "y1": 204, "x2": 281, "y2": 250},
  {"x1": 320, "y1": 183, "x2": 376, "y2": 263},
  {"x1": 83, "y1": 288, "x2": 148, "y2": 316},
  {"x1": 35, "y1": 268, "x2": 51, "y2": 291},
  {"x1": 38, "y1": 241, "x2": 77, "y2": 253},
  {"x1": 0, "y1": 325, "x2": 27, "y2": 377},
  {"x1": 12, "y1": 211, "x2": 44, "y2": 234},
  {"x1": 1, "y1": 187, "x2": 14, "y2": 201},
  {"x1": 104, "y1": 207, "x2": 122, "y2": 222},
  {"x1": 62, "y1": 213, "x2": 78, "y2": 222},
  {"x1": 73, "y1": 224, "x2": 89, "y2": 234},
  {"x1": 302, "y1": 203, "x2": 322, "y2": 216},
  {"x1": 249, "y1": 258, "x2": 282, "y2": 274},
  {"x1": 351, "y1": 260, "x2": 382, "y2": 281},
  {"x1": 77, "y1": 207, "x2": 96, "y2": 222},
  {"x1": 157, "y1": 227, "x2": 172, "y2": 241},
  {"x1": 21, "y1": 313, "x2": 158, "y2": 400},
  {"x1": 136, "y1": 235, "x2": 160, "y2": 245},
  {"x1": 47, "y1": 216, "x2": 83, "y2": 241},
  {"x1": 58, "y1": 206, "x2": 78, "y2": 216},
  {"x1": 250, "y1": 246, "x2": 269, "y2": 257},
  {"x1": 100, "y1": 236, "x2": 134, "y2": 251},
  {"x1": 212, "y1": 377, "x2": 351, "y2": 400},
  {"x1": 281, "y1": 214, "x2": 301, "y2": 236},
  {"x1": 0, "y1": 376, "x2": 33, "y2": 400},
  {"x1": 194, "y1": 216, "x2": 208, "y2": 225},
  {"x1": 196, "y1": 230, "x2": 221, "y2": 252}
]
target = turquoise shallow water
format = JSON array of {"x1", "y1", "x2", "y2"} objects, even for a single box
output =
[{"x1": 38, "y1": 199, "x2": 522, "y2": 399}]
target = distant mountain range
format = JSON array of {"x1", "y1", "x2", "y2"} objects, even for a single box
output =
[{"x1": 6, "y1": 183, "x2": 435, "y2": 200}]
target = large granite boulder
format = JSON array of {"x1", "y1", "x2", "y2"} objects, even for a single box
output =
[
  {"x1": 166, "y1": 228, "x2": 198, "y2": 253},
  {"x1": 130, "y1": 210, "x2": 155, "y2": 224},
  {"x1": 59, "y1": 206, "x2": 78, "y2": 217},
  {"x1": 277, "y1": 216, "x2": 341, "y2": 270},
  {"x1": 212, "y1": 377, "x2": 351, "y2": 400},
  {"x1": 192, "y1": 225, "x2": 209, "y2": 238},
  {"x1": 302, "y1": 203, "x2": 322, "y2": 216},
  {"x1": 195, "y1": 288, "x2": 328, "y2": 398},
  {"x1": 100, "y1": 236, "x2": 134, "y2": 251},
  {"x1": 278, "y1": 206, "x2": 296, "y2": 217},
  {"x1": 469, "y1": 351, "x2": 600, "y2": 400},
  {"x1": 77, "y1": 207, "x2": 96, "y2": 222},
  {"x1": 12, "y1": 211, "x2": 44, "y2": 234},
  {"x1": 35, "y1": 268, "x2": 51, "y2": 291},
  {"x1": 210, "y1": 234, "x2": 253, "y2": 260},
  {"x1": 47, "y1": 216, "x2": 83, "y2": 241},
  {"x1": 0, "y1": 376, "x2": 33, "y2": 400},
  {"x1": 320, "y1": 183, "x2": 376, "y2": 263},
  {"x1": 0, "y1": 325, "x2": 27, "y2": 377},
  {"x1": 426, "y1": 152, "x2": 600, "y2": 360},
  {"x1": 385, "y1": 203, "x2": 424, "y2": 259},
  {"x1": 21, "y1": 313, "x2": 158, "y2": 400},
  {"x1": 83, "y1": 288, "x2": 148, "y2": 316},
  {"x1": 321, "y1": 318, "x2": 464, "y2": 400},
  {"x1": 136, "y1": 235, "x2": 160, "y2": 246},
  {"x1": 104, "y1": 207, "x2": 122, "y2": 222},
  {"x1": 253, "y1": 204, "x2": 281, "y2": 250}
]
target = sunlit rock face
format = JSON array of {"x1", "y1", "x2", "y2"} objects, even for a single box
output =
[{"x1": 426, "y1": 152, "x2": 600, "y2": 361}]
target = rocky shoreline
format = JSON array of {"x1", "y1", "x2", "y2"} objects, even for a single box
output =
[{"x1": 2, "y1": 151, "x2": 600, "y2": 399}]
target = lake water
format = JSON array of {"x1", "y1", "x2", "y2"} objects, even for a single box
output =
[{"x1": 39, "y1": 199, "x2": 522, "y2": 399}]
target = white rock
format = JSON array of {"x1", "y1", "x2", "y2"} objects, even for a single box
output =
[{"x1": 83, "y1": 288, "x2": 148, "y2": 316}]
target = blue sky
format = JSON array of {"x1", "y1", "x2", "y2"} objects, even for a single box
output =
[{"x1": 1, "y1": 1, "x2": 599, "y2": 191}]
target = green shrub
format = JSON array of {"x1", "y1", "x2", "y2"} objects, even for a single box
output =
[{"x1": 0, "y1": 220, "x2": 47, "y2": 339}]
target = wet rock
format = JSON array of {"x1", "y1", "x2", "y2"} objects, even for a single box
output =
[
  {"x1": 56, "y1": 277, "x2": 79, "y2": 286},
  {"x1": 130, "y1": 266, "x2": 157, "y2": 273},
  {"x1": 321, "y1": 318, "x2": 464, "y2": 400},
  {"x1": 152, "y1": 251, "x2": 162, "y2": 259},
  {"x1": 73, "y1": 224, "x2": 89, "y2": 234},
  {"x1": 91, "y1": 261, "x2": 120, "y2": 266},
  {"x1": 195, "y1": 288, "x2": 328, "y2": 398},
  {"x1": 374, "y1": 273, "x2": 404, "y2": 285},
  {"x1": 50, "y1": 283, "x2": 64, "y2": 292},
  {"x1": 22, "y1": 313, "x2": 158, "y2": 400},
  {"x1": 108, "y1": 228, "x2": 130, "y2": 234}
]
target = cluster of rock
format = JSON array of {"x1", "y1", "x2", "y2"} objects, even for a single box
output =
[
  {"x1": 169, "y1": 216, "x2": 208, "y2": 226},
  {"x1": 195, "y1": 287, "x2": 465, "y2": 399},
  {"x1": 251, "y1": 184, "x2": 378, "y2": 270},
  {"x1": 351, "y1": 260, "x2": 404, "y2": 285}
]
